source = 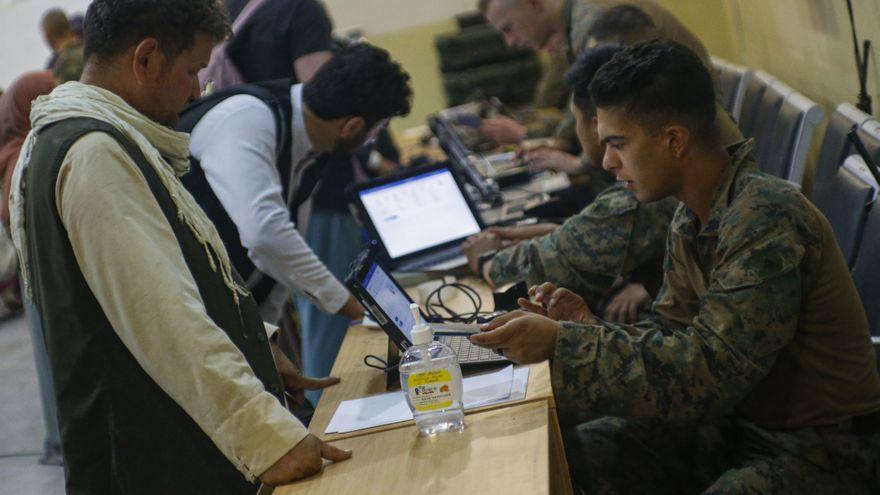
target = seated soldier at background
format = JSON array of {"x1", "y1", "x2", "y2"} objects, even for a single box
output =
[
  {"x1": 478, "y1": 0, "x2": 731, "y2": 180},
  {"x1": 463, "y1": 6, "x2": 744, "y2": 322},
  {"x1": 471, "y1": 39, "x2": 880, "y2": 494},
  {"x1": 463, "y1": 45, "x2": 677, "y2": 323}
]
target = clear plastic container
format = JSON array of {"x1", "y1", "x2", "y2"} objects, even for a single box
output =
[{"x1": 399, "y1": 304, "x2": 465, "y2": 436}]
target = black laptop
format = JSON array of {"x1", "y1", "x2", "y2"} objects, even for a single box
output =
[
  {"x1": 348, "y1": 163, "x2": 485, "y2": 272},
  {"x1": 345, "y1": 250, "x2": 508, "y2": 368}
]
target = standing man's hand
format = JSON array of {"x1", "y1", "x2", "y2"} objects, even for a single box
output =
[
  {"x1": 469, "y1": 311, "x2": 559, "y2": 364},
  {"x1": 337, "y1": 294, "x2": 364, "y2": 320},
  {"x1": 259, "y1": 434, "x2": 352, "y2": 486},
  {"x1": 270, "y1": 341, "x2": 340, "y2": 408}
]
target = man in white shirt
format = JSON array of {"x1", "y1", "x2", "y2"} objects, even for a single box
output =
[
  {"x1": 11, "y1": 0, "x2": 352, "y2": 491},
  {"x1": 180, "y1": 43, "x2": 413, "y2": 392}
]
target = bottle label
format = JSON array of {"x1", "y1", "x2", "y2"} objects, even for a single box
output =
[{"x1": 406, "y1": 369, "x2": 454, "y2": 412}]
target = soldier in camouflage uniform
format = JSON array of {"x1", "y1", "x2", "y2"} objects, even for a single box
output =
[
  {"x1": 51, "y1": 39, "x2": 84, "y2": 84},
  {"x1": 464, "y1": 45, "x2": 676, "y2": 322},
  {"x1": 470, "y1": 40, "x2": 880, "y2": 493}
]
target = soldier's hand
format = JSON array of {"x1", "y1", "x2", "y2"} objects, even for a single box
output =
[
  {"x1": 518, "y1": 282, "x2": 597, "y2": 323},
  {"x1": 480, "y1": 116, "x2": 527, "y2": 145},
  {"x1": 469, "y1": 311, "x2": 559, "y2": 363},
  {"x1": 259, "y1": 434, "x2": 352, "y2": 486},
  {"x1": 603, "y1": 283, "x2": 650, "y2": 323},
  {"x1": 270, "y1": 342, "x2": 340, "y2": 408},
  {"x1": 487, "y1": 223, "x2": 558, "y2": 241},
  {"x1": 462, "y1": 232, "x2": 503, "y2": 274},
  {"x1": 522, "y1": 148, "x2": 582, "y2": 174}
]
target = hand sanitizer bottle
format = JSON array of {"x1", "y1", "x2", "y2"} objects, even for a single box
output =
[{"x1": 399, "y1": 303, "x2": 465, "y2": 435}]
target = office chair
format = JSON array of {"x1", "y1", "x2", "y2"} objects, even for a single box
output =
[
  {"x1": 738, "y1": 70, "x2": 776, "y2": 139},
  {"x1": 711, "y1": 57, "x2": 752, "y2": 123},
  {"x1": 812, "y1": 155, "x2": 876, "y2": 267},
  {"x1": 851, "y1": 201, "x2": 880, "y2": 366},
  {"x1": 752, "y1": 79, "x2": 794, "y2": 168},
  {"x1": 814, "y1": 103, "x2": 872, "y2": 188},
  {"x1": 761, "y1": 91, "x2": 824, "y2": 185}
]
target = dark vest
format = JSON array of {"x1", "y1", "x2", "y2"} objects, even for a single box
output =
[
  {"x1": 24, "y1": 117, "x2": 285, "y2": 494},
  {"x1": 178, "y1": 79, "x2": 322, "y2": 304}
]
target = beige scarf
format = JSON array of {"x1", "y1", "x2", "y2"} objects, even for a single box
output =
[{"x1": 10, "y1": 82, "x2": 249, "y2": 303}]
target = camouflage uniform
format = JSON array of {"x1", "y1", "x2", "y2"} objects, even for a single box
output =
[
  {"x1": 554, "y1": 141, "x2": 880, "y2": 493},
  {"x1": 489, "y1": 184, "x2": 677, "y2": 307},
  {"x1": 51, "y1": 41, "x2": 84, "y2": 84}
]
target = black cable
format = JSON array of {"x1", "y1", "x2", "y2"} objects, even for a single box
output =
[
  {"x1": 846, "y1": 0, "x2": 872, "y2": 114},
  {"x1": 424, "y1": 281, "x2": 492, "y2": 323},
  {"x1": 363, "y1": 354, "x2": 398, "y2": 372}
]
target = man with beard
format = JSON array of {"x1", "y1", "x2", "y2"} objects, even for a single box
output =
[{"x1": 179, "y1": 43, "x2": 412, "y2": 388}]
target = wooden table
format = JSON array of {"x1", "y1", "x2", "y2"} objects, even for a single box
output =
[{"x1": 276, "y1": 278, "x2": 573, "y2": 494}]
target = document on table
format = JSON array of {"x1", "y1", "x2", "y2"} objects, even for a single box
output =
[{"x1": 324, "y1": 365, "x2": 530, "y2": 434}]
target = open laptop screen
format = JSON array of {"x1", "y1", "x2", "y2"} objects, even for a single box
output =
[
  {"x1": 357, "y1": 168, "x2": 482, "y2": 259},
  {"x1": 362, "y1": 260, "x2": 416, "y2": 341}
]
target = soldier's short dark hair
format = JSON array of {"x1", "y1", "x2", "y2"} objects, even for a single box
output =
[
  {"x1": 83, "y1": 0, "x2": 230, "y2": 61},
  {"x1": 587, "y1": 5, "x2": 660, "y2": 45},
  {"x1": 565, "y1": 45, "x2": 622, "y2": 118},
  {"x1": 589, "y1": 39, "x2": 718, "y2": 144},
  {"x1": 41, "y1": 8, "x2": 71, "y2": 39},
  {"x1": 303, "y1": 43, "x2": 412, "y2": 129}
]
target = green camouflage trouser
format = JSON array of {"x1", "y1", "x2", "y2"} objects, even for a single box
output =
[{"x1": 564, "y1": 416, "x2": 880, "y2": 494}]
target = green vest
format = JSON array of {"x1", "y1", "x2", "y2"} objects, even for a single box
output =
[{"x1": 24, "y1": 117, "x2": 284, "y2": 494}]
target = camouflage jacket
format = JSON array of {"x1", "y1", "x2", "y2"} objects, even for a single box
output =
[
  {"x1": 490, "y1": 183, "x2": 678, "y2": 305},
  {"x1": 562, "y1": 0, "x2": 711, "y2": 66},
  {"x1": 52, "y1": 41, "x2": 84, "y2": 84},
  {"x1": 552, "y1": 140, "x2": 880, "y2": 429}
]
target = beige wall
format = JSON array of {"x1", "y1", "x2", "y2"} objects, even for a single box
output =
[{"x1": 658, "y1": 0, "x2": 880, "y2": 118}]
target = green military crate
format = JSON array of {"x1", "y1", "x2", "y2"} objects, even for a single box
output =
[
  {"x1": 435, "y1": 24, "x2": 532, "y2": 73},
  {"x1": 442, "y1": 57, "x2": 543, "y2": 107}
]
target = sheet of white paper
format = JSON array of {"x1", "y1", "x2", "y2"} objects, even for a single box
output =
[
  {"x1": 462, "y1": 364, "x2": 514, "y2": 409},
  {"x1": 325, "y1": 365, "x2": 531, "y2": 434}
]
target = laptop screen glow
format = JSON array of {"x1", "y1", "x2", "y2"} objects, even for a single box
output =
[
  {"x1": 362, "y1": 261, "x2": 415, "y2": 341},
  {"x1": 358, "y1": 168, "x2": 481, "y2": 259}
]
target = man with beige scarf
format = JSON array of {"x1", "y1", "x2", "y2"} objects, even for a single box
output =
[{"x1": 9, "y1": 0, "x2": 349, "y2": 492}]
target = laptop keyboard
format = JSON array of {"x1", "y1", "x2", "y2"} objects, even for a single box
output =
[
  {"x1": 399, "y1": 246, "x2": 464, "y2": 271},
  {"x1": 438, "y1": 335, "x2": 504, "y2": 363}
]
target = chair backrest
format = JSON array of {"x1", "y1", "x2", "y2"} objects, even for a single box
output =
[
  {"x1": 760, "y1": 91, "x2": 824, "y2": 184},
  {"x1": 814, "y1": 103, "x2": 872, "y2": 187},
  {"x1": 852, "y1": 200, "x2": 880, "y2": 337},
  {"x1": 812, "y1": 155, "x2": 877, "y2": 267},
  {"x1": 712, "y1": 57, "x2": 752, "y2": 123},
  {"x1": 752, "y1": 79, "x2": 794, "y2": 167},
  {"x1": 738, "y1": 70, "x2": 775, "y2": 138}
]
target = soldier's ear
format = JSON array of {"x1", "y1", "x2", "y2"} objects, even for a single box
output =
[{"x1": 663, "y1": 125, "x2": 690, "y2": 159}]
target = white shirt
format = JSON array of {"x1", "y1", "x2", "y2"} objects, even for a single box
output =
[{"x1": 188, "y1": 84, "x2": 349, "y2": 315}]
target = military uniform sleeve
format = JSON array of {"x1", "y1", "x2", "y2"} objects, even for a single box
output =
[
  {"x1": 550, "y1": 215, "x2": 807, "y2": 421},
  {"x1": 489, "y1": 186, "x2": 644, "y2": 305},
  {"x1": 56, "y1": 133, "x2": 308, "y2": 481}
]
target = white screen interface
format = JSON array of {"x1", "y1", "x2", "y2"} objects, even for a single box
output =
[
  {"x1": 363, "y1": 262, "x2": 416, "y2": 341},
  {"x1": 359, "y1": 169, "x2": 481, "y2": 259}
]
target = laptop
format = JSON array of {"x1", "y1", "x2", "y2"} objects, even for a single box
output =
[
  {"x1": 346, "y1": 250, "x2": 508, "y2": 368},
  {"x1": 349, "y1": 163, "x2": 486, "y2": 272}
]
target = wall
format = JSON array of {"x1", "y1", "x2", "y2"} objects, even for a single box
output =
[
  {"x1": 658, "y1": 0, "x2": 880, "y2": 117},
  {"x1": 0, "y1": 0, "x2": 90, "y2": 88}
]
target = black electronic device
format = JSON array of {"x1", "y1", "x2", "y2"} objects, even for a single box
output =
[
  {"x1": 347, "y1": 162, "x2": 486, "y2": 272},
  {"x1": 345, "y1": 250, "x2": 508, "y2": 368}
]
